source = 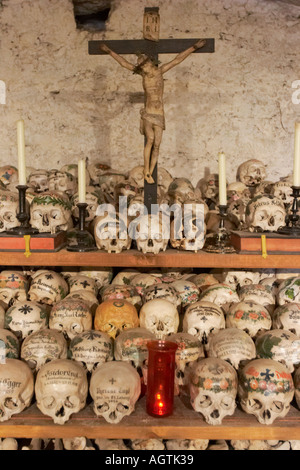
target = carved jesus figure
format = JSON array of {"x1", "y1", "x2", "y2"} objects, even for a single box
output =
[{"x1": 100, "y1": 39, "x2": 206, "y2": 184}]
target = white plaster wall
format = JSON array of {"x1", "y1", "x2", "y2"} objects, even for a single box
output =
[{"x1": 0, "y1": 0, "x2": 299, "y2": 186}]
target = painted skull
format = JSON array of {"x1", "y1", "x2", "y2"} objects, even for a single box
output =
[
  {"x1": 0, "y1": 328, "x2": 20, "y2": 361},
  {"x1": 277, "y1": 276, "x2": 300, "y2": 306},
  {"x1": 271, "y1": 181, "x2": 293, "y2": 206},
  {"x1": 98, "y1": 172, "x2": 127, "y2": 198},
  {"x1": 207, "y1": 328, "x2": 256, "y2": 369},
  {"x1": 272, "y1": 303, "x2": 300, "y2": 336},
  {"x1": 27, "y1": 169, "x2": 50, "y2": 193},
  {"x1": 114, "y1": 327, "x2": 156, "y2": 372},
  {"x1": 100, "y1": 284, "x2": 142, "y2": 310},
  {"x1": 294, "y1": 367, "x2": 300, "y2": 410},
  {"x1": 183, "y1": 301, "x2": 226, "y2": 349},
  {"x1": 0, "y1": 270, "x2": 28, "y2": 308},
  {"x1": 49, "y1": 298, "x2": 92, "y2": 340},
  {"x1": 237, "y1": 159, "x2": 267, "y2": 187},
  {"x1": 87, "y1": 162, "x2": 111, "y2": 185},
  {"x1": 79, "y1": 267, "x2": 113, "y2": 289},
  {"x1": 68, "y1": 330, "x2": 114, "y2": 373},
  {"x1": 168, "y1": 332, "x2": 205, "y2": 387},
  {"x1": 90, "y1": 361, "x2": 141, "y2": 423},
  {"x1": 139, "y1": 299, "x2": 179, "y2": 339},
  {"x1": 0, "y1": 165, "x2": 18, "y2": 188},
  {"x1": 30, "y1": 191, "x2": 73, "y2": 234},
  {"x1": 255, "y1": 329, "x2": 300, "y2": 373},
  {"x1": 239, "y1": 284, "x2": 275, "y2": 314},
  {"x1": 171, "y1": 279, "x2": 200, "y2": 309},
  {"x1": 198, "y1": 283, "x2": 239, "y2": 313},
  {"x1": 238, "y1": 359, "x2": 294, "y2": 425},
  {"x1": 94, "y1": 212, "x2": 131, "y2": 253},
  {"x1": 245, "y1": 195, "x2": 286, "y2": 232},
  {"x1": 94, "y1": 300, "x2": 139, "y2": 339},
  {"x1": 21, "y1": 328, "x2": 68, "y2": 372},
  {"x1": 48, "y1": 170, "x2": 77, "y2": 196},
  {"x1": 35, "y1": 359, "x2": 88, "y2": 425},
  {"x1": 28, "y1": 270, "x2": 68, "y2": 305},
  {"x1": 226, "y1": 301, "x2": 272, "y2": 338},
  {"x1": 0, "y1": 190, "x2": 21, "y2": 232},
  {"x1": 4, "y1": 300, "x2": 49, "y2": 339},
  {"x1": 0, "y1": 359, "x2": 34, "y2": 422},
  {"x1": 198, "y1": 174, "x2": 220, "y2": 203},
  {"x1": 189, "y1": 357, "x2": 238, "y2": 425},
  {"x1": 142, "y1": 284, "x2": 181, "y2": 308},
  {"x1": 68, "y1": 274, "x2": 98, "y2": 296},
  {"x1": 130, "y1": 273, "x2": 162, "y2": 296}
]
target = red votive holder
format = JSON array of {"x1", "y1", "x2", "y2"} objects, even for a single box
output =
[{"x1": 146, "y1": 340, "x2": 178, "y2": 418}]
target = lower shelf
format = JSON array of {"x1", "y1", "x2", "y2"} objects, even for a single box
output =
[{"x1": 1, "y1": 397, "x2": 300, "y2": 441}]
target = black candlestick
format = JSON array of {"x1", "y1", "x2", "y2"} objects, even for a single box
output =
[
  {"x1": 278, "y1": 185, "x2": 300, "y2": 236},
  {"x1": 67, "y1": 202, "x2": 97, "y2": 252},
  {"x1": 204, "y1": 204, "x2": 236, "y2": 253},
  {"x1": 7, "y1": 185, "x2": 38, "y2": 236}
]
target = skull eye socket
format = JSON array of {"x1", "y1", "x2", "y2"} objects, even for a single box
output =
[
  {"x1": 221, "y1": 396, "x2": 234, "y2": 409},
  {"x1": 64, "y1": 396, "x2": 79, "y2": 409},
  {"x1": 32, "y1": 210, "x2": 43, "y2": 220},
  {"x1": 247, "y1": 398, "x2": 262, "y2": 411},
  {"x1": 116, "y1": 403, "x2": 129, "y2": 413},
  {"x1": 97, "y1": 402, "x2": 109, "y2": 413},
  {"x1": 42, "y1": 396, "x2": 56, "y2": 409},
  {"x1": 3, "y1": 212, "x2": 15, "y2": 222},
  {"x1": 4, "y1": 397, "x2": 18, "y2": 409},
  {"x1": 198, "y1": 395, "x2": 212, "y2": 408},
  {"x1": 50, "y1": 210, "x2": 61, "y2": 220},
  {"x1": 271, "y1": 401, "x2": 284, "y2": 414}
]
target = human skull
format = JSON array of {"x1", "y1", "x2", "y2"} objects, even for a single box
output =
[
  {"x1": 245, "y1": 195, "x2": 286, "y2": 232},
  {"x1": 68, "y1": 330, "x2": 113, "y2": 373},
  {"x1": 226, "y1": 301, "x2": 272, "y2": 338},
  {"x1": 65, "y1": 290, "x2": 98, "y2": 315},
  {"x1": 100, "y1": 284, "x2": 141, "y2": 310},
  {"x1": 183, "y1": 301, "x2": 225, "y2": 349},
  {"x1": 94, "y1": 300, "x2": 139, "y2": 339},
  {"x1": 198, "y1": 283, "x2": 239, "y2": 313},
  {"x1": 168, "y1": 332, "x2": 205, "y2": 387},
  {"x1": 90, "y1": 361, "x2": 141, "y2": 423},
  {"x1": 187, "y1": 273, "x2": 219, "y2": 292},
  {"x1": 30, "y1": 191, "x2": 73, "y2": 234},
  {"x1": 0, "y1": 359, "x2": 34, "y2": 422},
  {"x1": 71, "y1": 190, "x2": 105, "y2": 222},
  {"x1": 139, "y1": 299, "x2": 179, "y2": 339},
  {"x1": 48, "y1": 170, "x2": 77, "y2": 196},
  {"x1": 272, "y1": 303, "x2": 300, "y2": 336},
  {"x1": 27, "y1": 169, "x2": 50, "y2": 193},
  {"x1": 94, "y1": 212, "x2": 131, "y2": 253},
  {"x1": 130, "y1": 439, "x2": 165, "y2": 450},
  {"x1": 170, "y1": 203, "x2": 206, "y2": 252},
  {"x1": 87, "y1": 162, "x2": 111, "y2": 185},
  {"x1": 255, "y1": 329, "x2": 300, "y2": 373},
  {"x1": 79, "y1": 267, "x2": 113, "y2": 289},
  {"x1": 35, "y1": 359, "x2": 88, "y2": 425},
  {"x1": 114, "y1": 327, "x2": 156, "y2": 372},
  {"x1": 130, "y1": 273, "x2": 162, "y2": 296},
  {"x1": 207, "y1": 328, "x2": 256, "y2": 369},
  {"x1": 4, "y1": 300, "x2": 48, "y2": 339},
  {"x1": 68, "y1": 274, "x2": 98, "y2": 296},
  {"x1": 133, "y1": 213, "x2": 169, "y2": 255},
  {"x1": 168, "y1": 177, "x2": 196, "y2": 205},
  {"x1": 142, "y1": 284, "x2": 181, "y2": 308},
  {"x1": 21, "y1": 328, "x2": 68, "y2": 372},
  {"x1": 214, "y1": 269, "x2": 261, "y2": 291},
  {"x1": 0, "y1": 190, "x2": 21, "y2": 232},
  {"x1": 0, "y1": 328, "x2": 20, "y2": 361},
  {"x1": 111, "y1": 270, "x2": 140, "y2": 286},
  {"x1": 114, "y1": 181, "x2": 140, "y2": 207},
  {"x1": 197, "y1": 174, "x2": 220, "y2": 204},
  {"x1": 0, "y1": 165, "x2": 18, "y2": 188},
  {"x1": 239, "y1": 284, "x2": 275, "y2": 314},
  {"x1": 238, "y1": 359, "x2": 294, "y2": 425},
  {"x1": 227, "y1": 198, "x2": 247, "y2": 229},
  {"x1": 0, "y1": 270, "x2": 28, "y2": 308},
  {"x1": 98, "y1": 172, "x2": 127, "y2": 198},
  {"x1": 29, "y1": 270, "x2": 68, "y2": 305},
  {"x1": 189, "y1": 357, "x2": 238, "y2": 425},
  {"x1": 237, "y1": 159, "x2": 267, "y2": 187},
  {"x1": 277, "y1": 276, "x2": 300, "y2": 306},
  {"x1": 171, "y1": 280, "x2": 200, "y2": 309},
  {"x1": 227, "y1": 182, "x2": 251, "y2": 203},
  {"x1": 165, "y1": 439, "x2": 209, "y2": 451},
  {"x1": 49, "y1": 298, "x2": 92, "y2": 340},
  {"x1": 271, "y1": 181, "x2": 293, "y2": 207}
]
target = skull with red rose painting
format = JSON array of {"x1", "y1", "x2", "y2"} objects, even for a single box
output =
[
  {"x1": 183, "y1": 301, "x2": 226, "y2": 350},
  {"x1": 226, "y1": 301, "x2": 272, "y2": 339},
  {"x1": 189, "y1": 357, "x2": 238, "y2": 425},
  {"x1": 168, "y1": 332, "x2": 205, "y2": 387},
  {"x1": 35, "y1": 359, "x2": 88, "y2": 425},
  {"x1": 0, "y1": 270, "x2": 28, "y2": 308},
  {"x1": 238, "y1": 359, "x2": 294, "y2": 425},
  {"x1": 114, "y1": 327, "x2": 156, "y2": 371},
  {"x1": 0, "y1": 359, "x2": 34, "y2": 422},
  {"x1": 90, "y1": 361, "x2": 141, "y2": 423}
]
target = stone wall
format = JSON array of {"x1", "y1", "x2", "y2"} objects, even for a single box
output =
[{"x1": 0, "y1": 0, "x2": 299, "y2": 186}]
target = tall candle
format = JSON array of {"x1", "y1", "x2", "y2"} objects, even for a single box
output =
[
  {"x1": 17, "y1": 119, "x2": 26, "y2": 185},
  {"x1": 218, "y1": 152, "x2": 227, "y2": 206},
  {"x1": 78, "y1": 159, "x2": 86, "y2": 203},
  {"x1": 293, "y1": 123, "x2": 300, "y2": 187}
]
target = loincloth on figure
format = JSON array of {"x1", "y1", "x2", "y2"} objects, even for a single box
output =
[{"x1": 140, "y1": 108, "x2": 165, "y2": 135}]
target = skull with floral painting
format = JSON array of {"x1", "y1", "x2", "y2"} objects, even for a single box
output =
[
  {"x1": 255, "y1": 329, "x2": 300, "y2": 373},
  {"x1": 100, "y1": 284, "x2": 142, "y2": 310},
  {"x1": 114, "y1": 327, "x2": 156, "y2": 373},
  {"x1": 0, "y1": 270, "x2": 28, "y2": 308},
  {"x1": 189, "y1": 357, "x2": 238, "y2": 425},
  {"x1": 49, "y1": 298, "x2": 92, "y2": 341},
  {"x1": 0, "y1": 190, "x2": 21, "y2": 232},
  {"x1": 30, "y1": 191, "x2": 73, "y2": 234},
  {"x1": 5, "y1": 300, "x2": 49, "y2": 340},
  {"x1": 0, "y1": 328, "x2": 20, "y2": 361},
  {"x1": 171, "y1": 279, "x2": 200, "y2": 309},
  {"x1": 238, "y1": 359, "x2": 294, "y2": 425},
  {"x1": 237, "y1": 159, "x2": 267, "y2": 187},
  {"x1": 20, "y1": 328, "x2": 68, "y2": 372},
  {"x1": 226, "y1": 301, "x2": 272, "y2": 339},
  {"x1": 68, "y1": 330, "x2": 114, "y2": 373}
]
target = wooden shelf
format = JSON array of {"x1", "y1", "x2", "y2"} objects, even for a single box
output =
[
  {"x1": 1, "y1": 397, "x2": 300, "y2": 441},
  {"x1": 1, "y1": 248, "x2": 300, "y2": 269}
]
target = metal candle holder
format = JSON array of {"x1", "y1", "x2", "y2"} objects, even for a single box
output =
[
  {"x1": 204, "y1": 204, "x2": 236, "y2": 253},
  {"x1": 67, "y1": 202, "x2": 97, "y2": 252},
  {"x1": 8, "y1": 185, "x2": 38, "y2": 236},
  {"x1": 278, "y1": 185, "x2": 300, "y2": 236}
]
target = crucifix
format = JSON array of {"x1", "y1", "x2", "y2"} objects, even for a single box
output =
[{"x1": 89, "y1": 7, "x2": 215, "y2": 212}]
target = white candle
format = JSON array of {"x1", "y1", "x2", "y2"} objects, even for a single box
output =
[
  {"x1": 78, "y1": 159, "x2": 86, "y2": 203},
  {"x1": 293, "y1": 122, "x2": 300, "y2": 187},
  {"x1": 218, "y1": 152, "x2": 227, "y2": 205},
  {"x1": 17, "y1": 119, "x2": 26, "y2": 185}
]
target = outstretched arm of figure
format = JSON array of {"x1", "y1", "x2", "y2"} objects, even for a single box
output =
[
  {"x1": 100, "y1": 43, "x2": 135, "y2": 72},
  {"x1": 160, "y1": 39, "x2": 206, "y2": 74}
]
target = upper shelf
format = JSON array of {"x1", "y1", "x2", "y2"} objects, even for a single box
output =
[{"x1": 0, "y1": 249, "x2": 300, "y2": 269}]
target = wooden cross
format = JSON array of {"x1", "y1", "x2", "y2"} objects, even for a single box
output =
[{"x1": 89, "y1": 7, "x2": 215, "y2": 212}]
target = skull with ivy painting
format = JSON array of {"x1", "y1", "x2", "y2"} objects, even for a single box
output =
[{"x1": 30, "y1": 191, "x2": 73, "y2": 234}]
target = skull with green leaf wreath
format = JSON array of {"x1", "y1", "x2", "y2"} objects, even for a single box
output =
[{"x1": 30, "y1": 191, "x2": 73, "y2": 233}]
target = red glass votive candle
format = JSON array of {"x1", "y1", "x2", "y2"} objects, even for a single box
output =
[{"x1": 146, "y1": 340, "x2": 178, "y2": 417}]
